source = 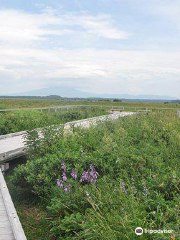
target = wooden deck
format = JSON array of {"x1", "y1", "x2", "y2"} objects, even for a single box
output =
[
  {"x1": 0, "y1": 169, "x2": 27, "y2": 240},
  {"x1": 0, "y1": 132, "x2": 26, "y2": 163},
  {"x1": 0, "y1": 112, "x2": 136, "y2": 164}
]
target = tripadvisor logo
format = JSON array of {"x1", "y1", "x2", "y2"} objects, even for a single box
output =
[
  {"x1": 135, "y1": 227, "x2": 174, "y2": 236},
  {"x1": 135, "y1": 227, "x2": 143, "y2": 235}
]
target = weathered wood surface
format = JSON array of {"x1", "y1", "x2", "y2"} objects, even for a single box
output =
[
  {"x1": 0, "y1": 132, "x2": 26, "y2": 163},
  {"x1": 0, "y1": 112, "x2": 136, "y2": 163},
  {"x1": 0, "y1": 169, "x2": 27, "y2": 240}
]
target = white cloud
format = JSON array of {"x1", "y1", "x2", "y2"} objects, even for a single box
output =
[
  {"x1": 0, "y1": 9, "x2": 71, "y2": 43},
  {"x1": 0, "y1": 7, "x2": 180, "y2": 97},
  {"x1": 0, "y1": 47, "x2": 180, "y2": 97},
  {"x1": 0, "y1": 9, "x2": 129, "y2": 45}
]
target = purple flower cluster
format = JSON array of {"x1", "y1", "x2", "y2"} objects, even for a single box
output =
[
  {"x1": 56, "y1": 161, "x2": 75, "y2": 193},
  {"x1": 57, "y1": 161, "x2": 98, "y2": 193},
  {"x1": 57, "y1": 177, "x2": 71, "y2": 192},
  {"x1": 64, "y1": 183, "x2": 71, "y2": 192},
  {"x1": 80, "y1": 165, "x2": 98, "y2": 184},
  {"x1": 62, "y1": 172, "x2": 67, "y2": 181},
  {"x1": 57, "y1": 179, "x2": 63, "y2": 188}
]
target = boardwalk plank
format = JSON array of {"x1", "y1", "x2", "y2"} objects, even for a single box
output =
[
  {"x1": 0, "y1": 235, "x2": 15, "y2": 240},
  {"x1": 0, "y1": 170, "x2": 27, "y2": 240}
]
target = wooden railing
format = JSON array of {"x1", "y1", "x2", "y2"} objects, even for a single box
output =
[{"x1": 0, "y1": 104, "x2": 179, "y2": 113}]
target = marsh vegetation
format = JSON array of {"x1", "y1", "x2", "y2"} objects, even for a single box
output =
[{"x1": 5, "y1": 109, "x2": 179, "y2": 240}]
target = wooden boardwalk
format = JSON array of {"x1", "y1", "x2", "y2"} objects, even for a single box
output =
[
  {"x1": 0, "y1": 112, "x2": 136, "y2": 164},
  {"x1": 0, "y1": 132, "x2": 26, "y2": 164},
  {"x1": 0, "y1": 169, "x2": 27, "y2": 240}
]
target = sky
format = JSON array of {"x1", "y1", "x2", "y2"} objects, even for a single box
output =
[{"x1": 0, "y1": 0, "x2": 180, "y2": 98}]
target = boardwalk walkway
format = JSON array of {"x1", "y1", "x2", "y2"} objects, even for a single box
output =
[
  {"x1": 0, "y1": 169, "x2": 27, "y2": 240},
  {"x1": 0, "y1": 132, "x2": 26, "y2": 163},
  {"x1": 0, "y1": 112, "x2": 136, "y2": 163}
]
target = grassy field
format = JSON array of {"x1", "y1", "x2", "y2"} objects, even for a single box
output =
[
  {"x1": 5, "y1": 109, "x2": 180, "y2": 240},
  {"x1": 0, "y1": 97, "x2": 180, "y2": 110},
  {"x1": 0, "y1": 98, "x2": 75, "y2": 109}
]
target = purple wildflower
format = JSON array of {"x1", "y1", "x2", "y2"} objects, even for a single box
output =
[
  {"x1": 71, "y1": 168, "x2": 77, "y2": 179},
  {"x1": 80, "y1": 171, "x2": 89, "y2": 183},
  {"x1": 57, "y1": 179, "x2": 63, "y2": 188},
  {"x1": 62, "y1": 172, "x2": 67, "y2": 181},
  {"x1": 80, "y1": 165, "x2": 98, "y2": 184},
  {"x1": 64, "y1": 183, "x2": 71, "y2": 193},
  {"x1": 61, "y1": 161, "x2": 67, "y2": 172}
]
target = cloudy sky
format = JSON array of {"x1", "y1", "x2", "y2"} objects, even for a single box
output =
[{"x1": 0, "y1": 0, "x2": 180, "y2": 97}]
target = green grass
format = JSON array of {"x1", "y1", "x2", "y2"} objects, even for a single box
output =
[{"x1": 0, "y1": 98, "x2": 75, "y2": 109}]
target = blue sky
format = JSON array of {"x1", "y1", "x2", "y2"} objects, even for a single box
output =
[{"x1": 0, "y1": 0, "x2": 180, "y2": 97}]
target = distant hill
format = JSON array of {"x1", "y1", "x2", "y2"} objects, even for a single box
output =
[
  {"x1": 1, "y1": 86, "x2": 178, "y2": 101},
  {"x1": 10, "y1": 86, "x2": 88, "y2": 98}
]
